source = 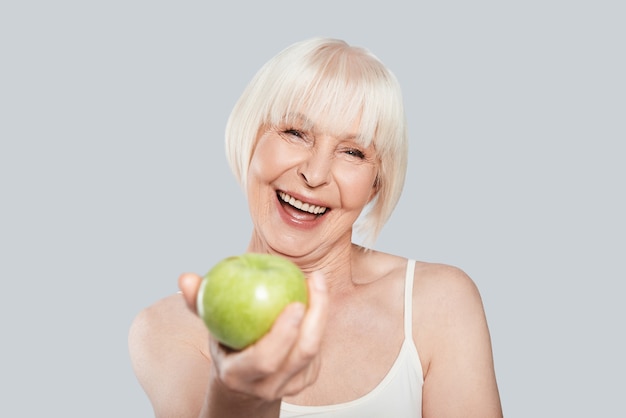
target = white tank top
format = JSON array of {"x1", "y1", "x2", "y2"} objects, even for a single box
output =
[{"x1": 280, "y1": 259, "x2": 423, "y2": 417}]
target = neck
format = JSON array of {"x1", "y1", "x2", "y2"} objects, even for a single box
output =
[{"x1": 246, "y1": 230, "x2": 363, "y2": 291}]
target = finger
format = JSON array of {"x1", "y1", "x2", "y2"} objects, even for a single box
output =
[
  {"x1": 295, "y1": 271, "x2": 329, "y2": 356},
  {"x1": 178, "y1": 273, "x2": 203, "y2": 313},
  {"x1": 272, "y1": 271, "x2": 329, "y2": 395},
  {"x1": 245, "y1": 270, "x2": 329, "y2": 370},
  {"x1": 209, "y1": 273, "x2": 328, "y2": 399},
  {"x1": 224, "y1": 302, "x2": 306, "y2": 379},
  {"x1": 207, "y1": 336, "x2": 245, "y2": 391}
]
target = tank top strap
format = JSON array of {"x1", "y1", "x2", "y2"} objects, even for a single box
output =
[{"x1": 404, "y1": 259, "x2": 416, "y2": 339}]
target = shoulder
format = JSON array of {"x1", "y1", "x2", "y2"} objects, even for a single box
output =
[
  {"x1": 129, "y1": 292, "x2": 209, "y2": 367},
  {"x1": 409, "y1": 262, "x2": 503, "y2": 415},
  {"x1": 412, "y1": 262, "x2": 483, "y2": 315},
  {"x1": 129, "y1": 292, "x2": 204, "y2": 348},
  {"x1": 128, "y1": 293, "x2": 211, "y2": 413},
  {"x1": 358, "y1": 251, "x2": 480, "y2": 306},
  {"x1": 410, "y1": 262, "x2": 490, "y2": 366}
]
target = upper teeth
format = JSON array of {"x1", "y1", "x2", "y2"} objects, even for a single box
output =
[{"x1": 278, "y1": 191, "x2": 327, "y2": 215}]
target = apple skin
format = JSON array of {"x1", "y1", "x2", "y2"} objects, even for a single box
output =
[{"x1": 197, "y1": 253, "x2": 308, "y2": 350}]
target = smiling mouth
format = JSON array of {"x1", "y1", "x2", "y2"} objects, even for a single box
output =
[{"x1": 277, "y1": 191, "x2": 328, "y2": 215}]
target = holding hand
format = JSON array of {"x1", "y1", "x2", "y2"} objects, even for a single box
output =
[{"x1": 178, "y1": 270, "x2": 329, "y2": 402}]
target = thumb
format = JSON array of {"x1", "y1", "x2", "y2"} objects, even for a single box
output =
[{"x1": 178, "y1": 273, "x2": 203, "y2": 314}]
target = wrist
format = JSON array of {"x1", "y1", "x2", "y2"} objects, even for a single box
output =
[{"x1": 203, "y1": 368, "x2": 281, "y2": 418}]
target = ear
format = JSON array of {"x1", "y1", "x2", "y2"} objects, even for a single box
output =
[{"x1": 367, "y1": 175, "x2": 380, "y2": 203}]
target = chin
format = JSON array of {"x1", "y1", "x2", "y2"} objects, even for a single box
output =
[{"x1": 257, "y1": 229, "x2": 322, "y2": 260}]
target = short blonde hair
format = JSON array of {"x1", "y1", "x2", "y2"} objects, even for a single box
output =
[{"x1": 225, "y1": 37, "x2": 408, "y2": 244}]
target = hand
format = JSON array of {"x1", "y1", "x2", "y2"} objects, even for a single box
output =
[{"x1": 178, "y1": 270, "x2": 329, "y2": 401}]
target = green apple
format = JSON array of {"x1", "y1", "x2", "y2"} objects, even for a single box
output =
[{"x1": 197, "y1": 253, "x2": 308, "y2": 350}]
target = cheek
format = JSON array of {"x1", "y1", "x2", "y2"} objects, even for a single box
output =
[
  {"x1": 248, "y1": 145, "x2": 272, "y2": 182},
  {"x1": 335, "y1": 165, "x2": 378, "y2": 208},
  {"x1": 246, "y1": 152, "x2": 275, "y2": 220},
  {"x1": 247, "y1": 136, "x2": 282, "y2": 186},
  {"x1": 248, "y1": 135, "x2": 304, "y2": 182}
]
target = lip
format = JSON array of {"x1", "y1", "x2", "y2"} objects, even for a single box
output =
[
  {"x1": 276, "y1": 189, "x2": 330, "y2": 211},
  {"x1": 274, "y1": 189, "x2": 330, "y2": 229}
]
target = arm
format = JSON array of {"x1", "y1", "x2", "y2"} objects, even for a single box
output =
[
  {"x1": 417, "y1": 266, "x2": 503, "y2": 418},
  {"x1": 128, "y1": 272, "x2": 328, "y2": 418},
  {"x1": 128, "y1": 291, "x2": 212, "y2": 417}
]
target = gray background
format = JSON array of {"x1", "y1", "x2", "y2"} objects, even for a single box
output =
[{"x1": 1, "y1": 1, "x2": 624, "y2": 417}]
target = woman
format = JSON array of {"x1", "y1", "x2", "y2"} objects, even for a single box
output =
[{"x1": 129, "y1": 37, "x2": 503, "y2": 418}]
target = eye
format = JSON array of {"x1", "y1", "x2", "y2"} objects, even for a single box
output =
[
  {"x1": 344, "y1": 148, "x2": 366, "y2": 159},
  {"x1": 283, "y1": 129, "x2": 304, "y2": 138},
  {"x1": 280, "y1": 128, "x2": 313, "y2": 146}
]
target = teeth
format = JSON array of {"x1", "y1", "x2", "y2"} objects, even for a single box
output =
[{"x1": 278, "y1": 192, "x2": 327, "y2": 215}]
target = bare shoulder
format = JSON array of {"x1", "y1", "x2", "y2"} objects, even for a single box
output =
[
  {"x1": 357, "y1": 255, "x2": 501, "y2": 415},
  {"x1": 128, "y1": 293, "x2": 211, "y2": 415},
  {"x1": 412, "y1": 261, "x2": 484, "y2": 315},
  {"x1": 129, "y1": 293, "x2": 208, "y2": 353},
  {"x1": 411, "y1": 262, "x2": 503, "y2": 415},
  {"x1": 411, "y1": 262, "x2": 492, "y2": 369},
  {"x1": 129, "y1": 292, "x2": 210, "y2": 367}
]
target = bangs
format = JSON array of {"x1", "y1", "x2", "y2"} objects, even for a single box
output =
[{"x1": 262, "y1": 45, "x2": 397, "y2": 152}]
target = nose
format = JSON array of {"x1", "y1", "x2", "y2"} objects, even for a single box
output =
[{"x1": 298, "y1": 150, "x2": 332, "y2": 188}]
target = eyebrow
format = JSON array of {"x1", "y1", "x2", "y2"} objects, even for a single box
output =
[{"x1": 283, "y1": 112, "x2": 361, "y2": 141}]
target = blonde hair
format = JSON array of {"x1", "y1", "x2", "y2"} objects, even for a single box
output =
[{"x1": 225, "y1": 37, "x2": 408, "y2": 244}]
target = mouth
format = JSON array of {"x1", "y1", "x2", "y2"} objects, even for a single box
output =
[{"x1": 277, "y1": 191, "x2": 328, "y2": 215}]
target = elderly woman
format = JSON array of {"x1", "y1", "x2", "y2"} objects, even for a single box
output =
[{"x1": 129, "y1": 37, "x2": 503, "y2": 418}]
